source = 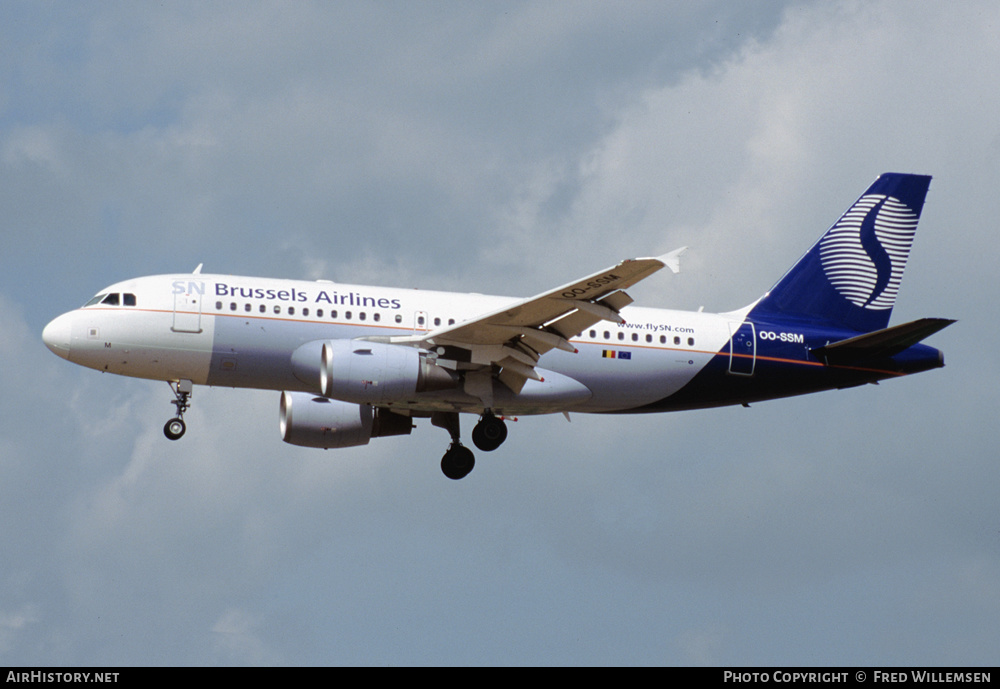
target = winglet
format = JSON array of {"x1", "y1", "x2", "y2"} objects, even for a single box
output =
[{"x1": 657, "y1": 247, "x2": 687, "y2": 274}]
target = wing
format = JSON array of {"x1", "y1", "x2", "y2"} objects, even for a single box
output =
[{"x1": 389, "y1": 248, "x2": 686, "y2": 397}]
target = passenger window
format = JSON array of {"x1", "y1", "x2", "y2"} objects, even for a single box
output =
[
  {"x1": 674, "y1": 336, "x2": 681, "y2": 345},
  {"x1": 123, "y1": 293, "x2": 137, "y2": 306},
  {"x1": 359, "y1": 312, "x2": 366, "y2": 321},
  {"x1": 660, "y1": 335, "x2": 666, "y2": 344},
  {"x1": 395, "y1": 315, "x2": 402, "y2": 324},
  {"x1": 646, "y1": 334, "x2": 652, "y2": 343},
  {"x1": 617, "y1": 332, "x2": 625, "y2": 341},
  {"x1": 434, "y1": 317, "x2": 441, "y2": 326},
  {"x1": 244, "y1": 303, "x2": 251, "y2": 312},
  {"x1": 317, "y1": 309, "x2": 324, "y2": 317},
  {"x1": 259, "y1": 304, "x2": 266, "y2": 313},
  {"x1": 216, "y1": 301, "x2": 223, "y2": 310},
  {"x1": 303, "y1": 308, "x2": 309, "y2": 317},
  {"x1": 274, "y1": 305, "x2": 281, "y2": 314},
  {"x1": 345, "y1": 311, "x2": 352, "y2": 320},
  {"x1": 230, "y1": 302, "x2": 237, "y2": 311},
  {"x1": 589, "y1": 330, "x2": 596, "y2": 338},
  {"x1": 374, "y1": 313, "x2": 381, "y2": 322},
  {"x1": 331, "y1": 310, "x2": 338, "y2": 318},
  {"x1": 288, "y1": 307, "x2": 295, "y2": 316},
  {"x1": 417, "y1": 316, "x2": 425, "y2": 326},
  {"x1": 631, "y1": 333, "x2": 638, "y2": 342},
  {"x1": 603, "y1": 331, "x2": 610, "y2": 339},
  {"x1": 688, "y1": 337, "x2": 695, "y2": 346}
]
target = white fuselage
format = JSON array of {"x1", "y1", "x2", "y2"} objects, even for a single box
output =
[{"x1": 43, "y1": 273, "x2": 741, "y2": 415}]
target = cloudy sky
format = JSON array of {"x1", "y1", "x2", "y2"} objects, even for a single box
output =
[{"x1": 2, "y1": 0, "x2": 997, "y2": 666}]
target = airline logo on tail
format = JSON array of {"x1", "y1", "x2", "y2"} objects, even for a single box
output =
[{"x1": 819, "y1": 193, "x2": 919, "y2": 311}]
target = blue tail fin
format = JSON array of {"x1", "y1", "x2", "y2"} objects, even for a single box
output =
[{"x1": 749, "y1": 173, "x2": 932, "y2": 332}]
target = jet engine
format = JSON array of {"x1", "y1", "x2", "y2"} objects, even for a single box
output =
[
  {"x1": 291, "y1": 339, "x2": 457, "y2": 404},
  {"x1": 279, "y1": 391, "x2": 413, "y2": 449}
]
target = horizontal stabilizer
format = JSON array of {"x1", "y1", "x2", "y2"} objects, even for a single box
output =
[{"x1": 811, "y1": 318, "x2": 955, "y2": 365}]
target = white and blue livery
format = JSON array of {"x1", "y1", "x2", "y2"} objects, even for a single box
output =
[{"x1": 43, "y1": 173, "x2": 953, "y2": 479}]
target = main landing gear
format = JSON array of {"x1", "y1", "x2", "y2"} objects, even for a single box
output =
[
  {"x1": 433, "y1": 410, "x2": 509, "y2": 480},
  {"x1": 441, "y1": 443, "x2": 475, "y2": 481},
  {"x1": 163, "y1": 380, "x2": 193, "y2": 440},
  {"x1": 472, "y1": 410, "x2": 508, "y2": 452}
]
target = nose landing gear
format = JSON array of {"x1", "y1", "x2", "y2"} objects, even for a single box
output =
[{"x1": 163, "y1": 380, "x2": 193, "y2": 440}]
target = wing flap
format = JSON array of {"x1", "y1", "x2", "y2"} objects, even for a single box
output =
[{"x1": 545, "y1": 291, "x2": 634, "y2": 342}]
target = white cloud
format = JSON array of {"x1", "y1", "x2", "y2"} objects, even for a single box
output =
[
  {"x1": 485, "y1": 0, "x2": 1000, "y2": 317},
  {"x1": 0, "y1": 606, "x2": 38, "y2": 655},
  {"x1": 211, "y1": 607, "x2": 282, "y2": 666}
]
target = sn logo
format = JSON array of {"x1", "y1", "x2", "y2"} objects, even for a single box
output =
[{"x1": 171, "y1": 280, "x2": 206, "y2": 296}]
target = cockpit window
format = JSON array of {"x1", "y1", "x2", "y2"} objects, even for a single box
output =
[{"x1": 84, "y1": 291, "x2": 136, "y2": 307}]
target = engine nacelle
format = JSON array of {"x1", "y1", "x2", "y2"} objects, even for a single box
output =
[
  {"x1": 291, "y1": 339, "x2": 457, "y2": 404},
  {"x1": 279, "y1": 391, "x2": 413, "y2": 449}
]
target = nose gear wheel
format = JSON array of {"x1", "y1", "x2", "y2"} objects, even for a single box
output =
[{"x1": 163, "y1": 380, "x2": 193, "y2": 440}]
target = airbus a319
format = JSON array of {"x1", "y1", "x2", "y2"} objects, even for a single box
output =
[{"x1": 43, "y1": 173, "x2": 953, "y2": 479}]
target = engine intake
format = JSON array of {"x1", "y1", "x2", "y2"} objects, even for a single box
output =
[{"x1": 291, "y1": 339, "x2": 457, "y2": 404}]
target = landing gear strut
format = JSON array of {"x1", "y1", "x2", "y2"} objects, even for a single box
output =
[
  {"x1": 432, "y1": 411, "x2": 476, "y2": 480},
  {"x1": 164, "y1": 380, "x2": 193, "y2": 440}
]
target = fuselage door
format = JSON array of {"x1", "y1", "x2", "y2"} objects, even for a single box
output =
[
  {"x1": 728, "y1": 321, "x2": 756, "y2": 376},
  {"x1": 172, "y1": 291, "x2": 203, "y2": 333}
]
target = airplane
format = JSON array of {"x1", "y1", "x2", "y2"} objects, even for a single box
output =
[{"x1": 42, "y1": 173, "x2": 953, "y2": 479}]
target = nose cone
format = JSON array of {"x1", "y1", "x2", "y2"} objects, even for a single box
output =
[{"x1": 42, "y1": 313, "x2": 73, "y2": 360}]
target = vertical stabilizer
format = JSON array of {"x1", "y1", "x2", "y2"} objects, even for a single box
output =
[{"x1": 750, "y1": 173, "x2": 932, "y2": 332}]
